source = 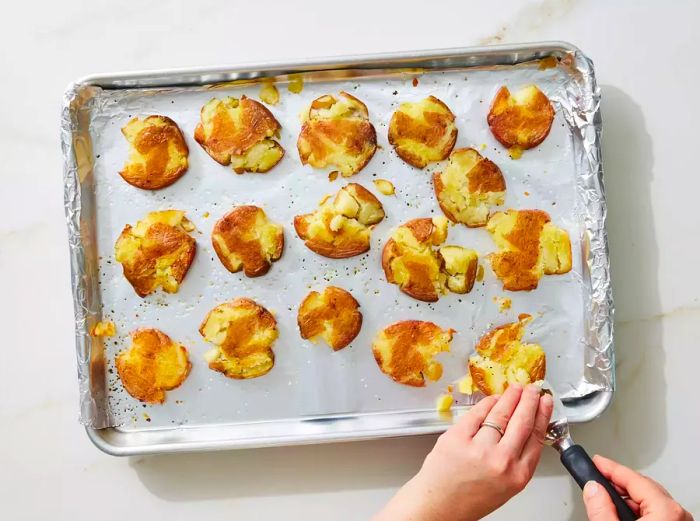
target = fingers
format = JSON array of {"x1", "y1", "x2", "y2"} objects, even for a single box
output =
[
  {"x1": 582, "y1": 481, "x2": 618, "y2": 521},
  {"x1": 520, "y1": 393, "x2": 554, "y2": 470},
  {"x1": 454, "y1": 395, "x2": 499, "y2": 438},
  {"x1": 592, "y1": 455, "x2": 671, "y2": 505},
  {"x1": 500, "y1": 384, "x2": 544, "y2": 455},
  {"x1": 473, "y1": 384, "x2": 523, "y2": 445}
]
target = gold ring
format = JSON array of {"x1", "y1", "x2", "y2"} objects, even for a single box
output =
[{"x1": 480, "y1": 421, "x2": 505, "y2": 437}]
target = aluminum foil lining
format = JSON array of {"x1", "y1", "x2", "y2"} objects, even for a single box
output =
[{"x1": 61, "y1": 46, "x2": 612, "y2": 431}]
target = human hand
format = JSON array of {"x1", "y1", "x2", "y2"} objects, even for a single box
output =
[
  {"x1": 582, "y1": 455, "x2": 693, "y2": 520},
  {"x1": 372, "y1": 383, "x2": 553, "y2": 521}
]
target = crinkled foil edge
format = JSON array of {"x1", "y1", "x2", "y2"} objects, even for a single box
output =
[
  {"x1": 62, "y1": 83, "x2": 111, "y2": 428},
  {"x1": 560, "y1": 51, "x2": 614, "y2": 398}
]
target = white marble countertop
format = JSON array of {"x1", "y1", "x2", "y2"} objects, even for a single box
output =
[{"x1": 1, "y1": 0, "x2": 699, "y2": 519}]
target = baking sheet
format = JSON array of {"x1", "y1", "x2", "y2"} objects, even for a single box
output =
[{"x1": 62, "y1": 44, "x2": 613, "y2": 451}]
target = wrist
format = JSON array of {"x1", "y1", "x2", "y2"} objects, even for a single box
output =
[{"x1": 405, "y1": 469, "x2": 480, "y2": 521}]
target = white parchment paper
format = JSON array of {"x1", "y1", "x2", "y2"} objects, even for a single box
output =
[{"x1": 89, "y1": 65, "x2": 587, "y2": 431}]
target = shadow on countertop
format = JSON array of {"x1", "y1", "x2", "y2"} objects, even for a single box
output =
[
  {"x1": 129, "y1": 85, "x2": 666, "y2": 519},
  {"x1": 549, "y1": 84, "x2": 665, "y2": 520},
  {"x1": 129, "y1": 433, "x2": 438, "y2": 500}
]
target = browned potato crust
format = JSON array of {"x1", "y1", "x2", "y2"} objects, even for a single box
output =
[
  {"x1": 388, "y1": 96, "x2": 457, "y2": 168},
  {"x1": 381, "y1": 217, "x2": 478, "y2": 302},
  {"x1": 194, "y1": 96, "x2": 284, "y2": 173},
  {"x1": 212, "y1": 206, "x2": 284, "y2": 277},
  {"x1": 297, "y1": 286, "x2": 362, "y2": 350},
  {"x1": 119, "y1": 115, "x2": 189, "y2": 189},
  {"x1": 487, "y1": 209, "x2": 572, "y2": 291},
  {"x1": 297, "y1": 92, "x2": 377, "y2": 177},
  {"x1": 114, "y1": 210, "x2": 196, "y2": 297},
  {"x1": 115, "y1": 328, "x2": 191, "y2": 404},
  {"x1": 294, "y1": 183, "x2": 385, "y2": 258},
  {"x1": 199, "y1": 298, "x2": 278, "y2": 379},
  {"x1": 433, "y1": 148, "x2": 506, "y2": 227},
  {"x1": 372, "y1": 320, "x2": 454, "y2": 387},
  {"x1": 487, "y1": 85, "x2": 555, "y2": 153},
  {"x1": 468, "y1": 315, "x2": 546, "y2": 395}
]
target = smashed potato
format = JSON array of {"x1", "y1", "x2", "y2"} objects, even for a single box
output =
[
  {"x1": 468, "y1": 315, "x2": 545, "y2": 395},
  {"x1": 199, "y1": 298, "x2": 278, "y2": 379},
  {"x1": 115, "y1": 328, "x2": 191, "y2": 404},
  {"x1": 194, "y1": 96, "x2": 284, "y2": 173},
  {"x1": 114, "y1": 210, "x2": 196, "y2": 297},
  {"x1": 487, "y1": 85, "x2": 554, "y2": 155},
  {"x1": 119, "y1": 115, "x2": 189, "y2": 190},
  {"x1": 297, "y1": 92, "x2": 377, "y2": 177},
  {"x1": 212, "y1": 206, "x2": 284, "y2": 277},
  {"x1": 433, "y1": 148, "x2": 506, "y2": 227},
  {"x1": 297, "y1": 286, "x2": 362, "y2": 351},
  {"x1": 294, "y1": 183, "x2": 385, "y2": 258},
  {"x1": 382, "y1": 217, "x2": 478, "y2": 302},
  {"x1": 388, "y1": 96, "x2": 457, "y2": 168},
  {"x1": 487, "y1": 209, "x2": 572, "y2": 291},
  {"x1": 372, "y1": 320, "x2": 454, "y2": 387}
]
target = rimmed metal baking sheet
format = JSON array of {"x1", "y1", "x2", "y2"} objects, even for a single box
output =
[{"x1": 62, "y1": 42, "x2": 613, "y2": 456}]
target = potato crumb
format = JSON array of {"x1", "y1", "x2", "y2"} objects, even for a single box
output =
[
  {"x1": 493, "y1": 296, "x2": 512, "y2": 312},
  {"x1": 373, "y1": 179, "x2": 395, "y2": 195},
  {"x1": 259, "y1": 82, "x2": 280, "y2": 105},
  {"x1": 91, "y1": 320, "x2": 116, "y2": 337},
  {"x1": 287, "y1": 74, "x2": 304, "y2": 94},
  {"x1": 524, "y1": 191, "x2": 530, "y2": 196},
  {"x1": 412, "y1": 77, "x2": 419, "y2": 87},
  {"x1": 508, "y1": 146, "x2": 523, "y2": 159},
  {"x1": 476, "y1": 264, "x2": 485, "y2": 282},
  {"x1": 538, "y1": 56, "x2": 558, "y2": 70},
  {"x1": 436, "y1": 393, "x2": 454, "y2": 412},
  {"x1": 328, "y1": 171, "x2": 339, "y2": 182},
  {"x1": 202, "y1": 211, "x2": 210, "y2": 218}
]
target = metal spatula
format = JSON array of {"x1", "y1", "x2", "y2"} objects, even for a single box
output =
[{"x1": 543, "y1": 383, "x2": 638, "y2": 520}]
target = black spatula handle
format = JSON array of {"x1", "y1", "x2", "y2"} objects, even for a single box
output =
[{"x1": 561, "y1": 444, "x2": 638, "y2": 520}]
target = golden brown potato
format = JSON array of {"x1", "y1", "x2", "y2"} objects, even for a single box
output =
[
  {"x1": 194, "y1": 96, "x2": 284, "y2": 173},
  {"x1": 297, "y1": 286, "x2": 362, "y2": 350},
  {"x1": 294, "y1": 183, "x2": 385, "y2": 258},
  {"x1": 212, "y1": 206, "x2": 284, "y2": 277},
  {"x1": 119, "y1": 116, "x2": 189, "y2": 189},
  {"x1": 487, "y1": 209, "x2": 572, "y2": 291},
  {"x1": 381, "y1": 217, "x2": 478, "y2": 302},
  {"x1": 487, "y1": 85, "x2": 555, "y2": 155},
  {"x1": 388, "y1": 96, "x2": 457, "y2": 168},
  {"x1": 433, "y1": 148, "x2": 506, "y2": 227},
  {"x1": 468, "y1": 314, "x2": 546, "y2": 395},
  {"x1": 372, "y1": 320, "x2": 454, "y2": 387},
  {"x1": 297, "y1": 92, "x2": 377, "y2": 177},
  {"x1": 199, "y1": 298, "x2": 278, "y2": 379},
  {"x1": 114, "y1": 210, "x2": 197, "y2": 297},
  {"x1": 115, "y1": 328, "x2": 191, "y2": 404}
]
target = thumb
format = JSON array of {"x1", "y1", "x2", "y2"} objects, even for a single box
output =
[{"x1": 582, "y1": 481, "x2": 618, "y2": 521}]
